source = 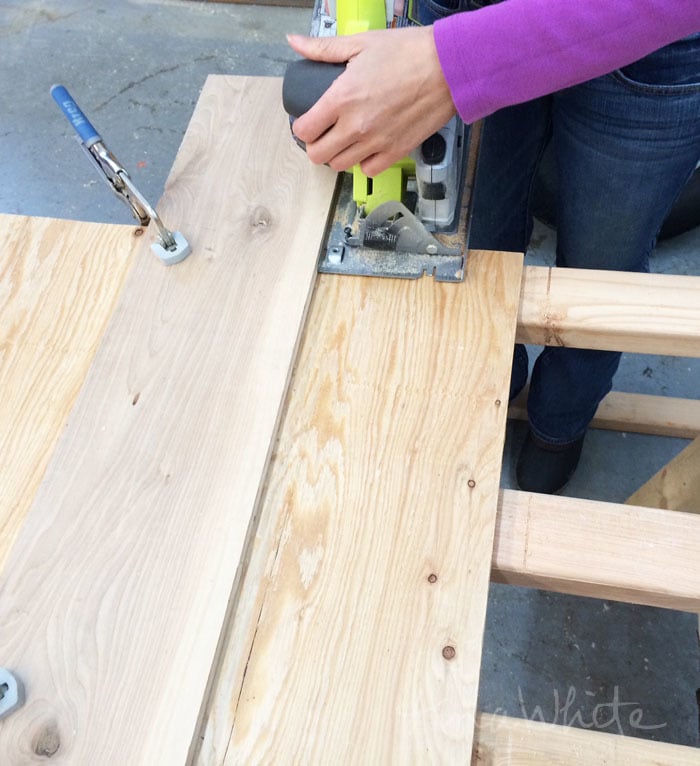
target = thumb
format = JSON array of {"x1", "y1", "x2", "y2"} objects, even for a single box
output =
[{"x1": 286, "y1": 33, "x2": 362, "y2": 64}]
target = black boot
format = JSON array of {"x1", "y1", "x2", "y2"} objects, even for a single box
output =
[{"x1": 516, "y1": 430, "x2": 585, "y2": 494}]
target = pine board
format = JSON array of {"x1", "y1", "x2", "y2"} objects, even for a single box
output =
[
  {"x1": 494, "y1": 489, "x2": 700, "y2": 612},
  {"x1": 473, "y1": 713, "x2": 700, "y2": 765},
  {"x1": 0, "y1": 76, "x2": 336, "y2": 764},
  {"x1": 510, "y1": 388, "x2": 700, "y2": 439},
  {"x1": 627, "y1": 436, "x2": 700, "y2": 514},
  {"x1": 218, "y1": 249, "x2": 523, "y2": 763},
  {"x1": 0, "y1": 215, "x2": 137, "y2": 572},
  {"x1": 517, "y1": 265, "x2": 700, "y2": 356}
]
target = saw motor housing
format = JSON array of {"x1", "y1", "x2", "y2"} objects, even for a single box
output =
[{"x1": 283, "y1": 0, "x2": 476, "y2": 281}]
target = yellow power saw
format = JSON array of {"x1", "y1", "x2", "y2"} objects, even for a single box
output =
[{"x1": 283, "y1": 0, "x2": 481, "y2": 282}]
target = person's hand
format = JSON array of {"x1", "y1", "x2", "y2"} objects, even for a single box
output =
[{"x1": 287, "y1": 27, "x2": 457, "y2": 177}]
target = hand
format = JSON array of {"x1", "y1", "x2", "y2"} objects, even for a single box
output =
[{"x1": 287, "y1": 27, "x2": 457, "y2": 177}]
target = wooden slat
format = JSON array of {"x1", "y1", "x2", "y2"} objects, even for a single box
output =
[
  {"x1": 510, "y1": 388, "x2": 700, "y2": 439},
  {"x1": 209, "y1": 250, "x2": 523, "y2": 763},
  {"x1": 517, "y1": 265, "x2": 700, "y2": 356},
  {"x1": 626, "y1": 436, "x2": 700, "y2": 514},
  {"x1": 473, "y1": 713, "x2": 700, "y2": 764},
  {"x1": 0, "y1": 76, "x2": 336, "y2": 765},
  {"x1": 493, "y1": 489, "x2": 700, "y2": 612},
  {"x1": 0, "y1": 215, "x2": 137, "y2": 571}
]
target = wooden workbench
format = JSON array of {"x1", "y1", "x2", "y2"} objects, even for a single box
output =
[{"x1": 1, "y1": 76, "x2": 699, "y2": 765}]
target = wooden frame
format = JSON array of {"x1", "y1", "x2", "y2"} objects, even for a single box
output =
[{"x1": 2, "y1": 75, "x2": 699, "y2": 764}]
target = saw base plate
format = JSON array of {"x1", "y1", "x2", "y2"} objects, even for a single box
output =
[{"x1": 317, "y1": 122, "x2": 481, "y2": 283}]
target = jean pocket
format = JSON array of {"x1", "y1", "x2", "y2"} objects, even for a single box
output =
[
  {"x1": 410, "y1": 0, "x2": 463, "y2": 25},
  {"x1": 612, "y1": 34, "x2": 700, "y2": 95}
]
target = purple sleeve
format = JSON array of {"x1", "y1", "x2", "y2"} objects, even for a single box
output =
[{"x1": 433, "y1": 0, "x2": 700, "y2": 123}]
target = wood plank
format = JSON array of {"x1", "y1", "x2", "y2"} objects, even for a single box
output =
[
  {"x1": 196, "y1": 473, "x2": 700, "y2": 762},
  {"x1": 0, "y1": 76, "x2": 336, "y2": 765},
  {"x1": 626, "y1": 436, "x2": 700, "y2": 514},
  {"x1": 517, "y1": 265, "x2": 700, "y2": 356},
  {"x1": 213, "y1": 250, "x2": 523, "y2": 763},
  {"x1": 493, "y1": 489, "x2": 700, "y2": 612},
  {"x1": 509, "y1": 388, "x2": 700, "y2": 439},
  {"x1": 473, "y1": 713, "x2": 700, "y2": 764},
  {"x1": 0, "y1": 215, "x2": 137, "y2": 571}
]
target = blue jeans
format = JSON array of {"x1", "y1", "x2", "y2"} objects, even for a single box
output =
[{"x1": 415, "y1": 1, "x2": 700, "y2": 443}]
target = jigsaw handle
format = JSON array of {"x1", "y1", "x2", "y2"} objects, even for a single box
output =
[
  {"x1": 51, "y1": 84, "x2": 101, "y2": 146},
  {"x1": 282, "y1": 59, "x2": 346, "y2": 119}
]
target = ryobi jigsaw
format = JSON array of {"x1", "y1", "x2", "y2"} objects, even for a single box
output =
[{"x1": 283, "y1": 0, "x2": 481, "y2": 282}]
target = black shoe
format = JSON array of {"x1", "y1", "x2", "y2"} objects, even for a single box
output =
[{"x1": 516, "y1": 430, "x2": 585, "y2": 494}]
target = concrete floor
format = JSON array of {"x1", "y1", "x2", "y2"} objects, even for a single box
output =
[{"x1": 3, "y1": 0, "x2": 699, "y2": 751}]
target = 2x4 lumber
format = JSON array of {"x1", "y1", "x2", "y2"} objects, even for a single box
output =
[
  {"x1": 210, "y1": 250, "x2": 524, "y2": 763},
  {"x1": 626, "y1": 436, "x2": 700, "y2": 514},
  {"x1": 473, "y1": 712, "x2": 700, "y2": 764},
  {"x1": 0, "y1": 76, "x2": 336, "y2": 764},
  {"x1": 510, "y1": 387, "x2": 700, "y2": 439},
  {"x1": 0, "y1": 215, "x2": 137, "y2": 571},
  {"x1": 517, "y1": 265, "x2": 700, "y2": 356},
  {"x1": 493, "y1": 489, "x2": 700, "y2": 612}
]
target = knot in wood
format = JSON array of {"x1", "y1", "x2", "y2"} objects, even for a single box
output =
[
  {"x1": 250, "y1": 205, "x2": 273, "y2": 230},
  {"x1": 442, "y1": 645, "x2": 456, "y2": 661},
  {"x1": 33, "y1": 721, "x2": 61, "y2": 757}
]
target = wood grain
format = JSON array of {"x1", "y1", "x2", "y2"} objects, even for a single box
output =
[
  {"x1": 517, "y1": 265, "x2": 700, "y2": 356},
  {"x1": 0, "y1": 76, "x2": 336, "y2": 764},
  {"x1": 493, "y1": 489, "x2": 700, "y2": 612},
  {"x1": 0, "y1": 215, "x2": 137, "y2": 571},
  {"x1": 626, "y1": 437, "x2": 700, "y2": 514},
  {"x1": 473, "y1": 712, "x2": 700, "y2": 764},
  {"x1": 510, "y1": 388, "x2": 700, "y2": 439},
  {"x1": 216, "y1": 250, "x2": 523, "y2": 763}
]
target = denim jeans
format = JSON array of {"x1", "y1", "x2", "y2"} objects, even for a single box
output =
[{"x1": 414, "y1": 1, "x2": 700, "y2": 443}]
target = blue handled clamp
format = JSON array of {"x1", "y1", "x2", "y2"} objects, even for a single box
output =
[{"x1": 51, "y1": 85, "x2": 191, "y2": 265}]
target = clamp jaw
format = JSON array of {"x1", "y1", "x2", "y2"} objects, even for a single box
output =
[{"x1": 51, "y1": 85, "x2": 191, "y2": 265}]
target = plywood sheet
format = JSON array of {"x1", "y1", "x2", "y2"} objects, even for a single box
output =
[
  {"x1": 220, "y1": 249, "x2": 523, "y2": 763},
  {"x1": 0, "y1": 76, "x2": 336, "y2": 764}
]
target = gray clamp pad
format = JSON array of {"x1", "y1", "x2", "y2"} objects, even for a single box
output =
[{"x1": 0, "y1": 667, "x2": 25, "y2": 720}]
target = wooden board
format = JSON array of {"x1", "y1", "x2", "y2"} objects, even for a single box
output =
[
  {"x1": 474, "y1": 713, "x2": 700, "y2": 764},
  {"x1": 517, "y1": 265, "x2": 700, "y2": 356},
  {"x1": 0, "y1": 215, "x2": 137, "y2": 571},
  {"x1": 0, "y1": 76, "x2": 336, "y2": 764},
  {"x1": 627, "y1": 436, "x2": 700, "y2": 514},
  {"x1": 204, "y1": 249, "x2": 523, "y2": 763},
  {"x1": 510, "y1": 388, "x2": 700, "y2": 439},
  {"x1": 493, "y1": 489, "x2": 700, "y2": 612}
]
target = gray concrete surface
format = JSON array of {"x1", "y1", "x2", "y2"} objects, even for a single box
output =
[{"x1": 2, "y1": 0, "x2": 699, "y2": 751}]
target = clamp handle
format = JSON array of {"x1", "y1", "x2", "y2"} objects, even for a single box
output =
[{"x1": 51, "y1": 84, "x2": 101, "y2": 146}]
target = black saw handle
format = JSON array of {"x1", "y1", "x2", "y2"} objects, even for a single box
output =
[{"x1": 282, "y1": 59, "x2": 347, "y2": 119}]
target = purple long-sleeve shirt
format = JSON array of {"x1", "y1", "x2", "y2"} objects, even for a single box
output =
[{"x1": 433, "y1": 0, "x2": 700, "y2": 124}]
